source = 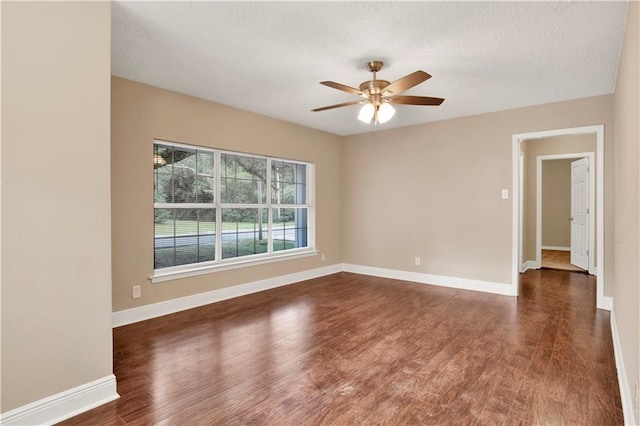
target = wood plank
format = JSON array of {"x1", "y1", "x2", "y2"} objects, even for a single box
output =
[
  {"x1": 542, "y1": 249, "x2": 586, "y2": 272},
  {"x1": 58, "y1": 270, "x2": 622, "y2": 425}
]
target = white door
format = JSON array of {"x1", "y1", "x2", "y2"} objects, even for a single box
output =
[{"x1": 570, "y1": 158, "x2": 589, "y2": 270}]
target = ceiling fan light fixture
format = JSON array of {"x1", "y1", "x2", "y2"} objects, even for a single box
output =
[
  {"x1": 377, "y1": 102, "x2": 395, "y2": 124},
  {"x1": 313, "y1": 60, "x2": 444, "y2": 125},
  {"x1": 357, "y1": 102, "x2": 395, "y2": 125},
  {"x1": 357, "y1": 102, "x2": 375, "y2": 123}
]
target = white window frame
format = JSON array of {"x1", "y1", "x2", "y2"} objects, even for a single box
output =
[{"x1": 151, "y1": 140, "x2": 317, "y2": 283}]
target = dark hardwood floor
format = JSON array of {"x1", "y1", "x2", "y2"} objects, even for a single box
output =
[{"x1": 59, "y1": 270, "x2": 623, "y2": 425}]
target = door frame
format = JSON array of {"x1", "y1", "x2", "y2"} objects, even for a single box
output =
[
  {"x1": 511, "y1": 124, "x2": 607, "y2": 310},
  {"x1": 536, "y1": 153, "x2": 595, "y2": 274}
]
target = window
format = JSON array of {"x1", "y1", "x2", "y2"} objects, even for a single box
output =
[{"x1": 153, "y1": 141, "x2": 314, "y2": 276}]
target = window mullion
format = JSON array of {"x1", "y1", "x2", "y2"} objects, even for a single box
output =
[
  {"x1": 171, "y1": 146, "x2": 176, "y2": 266},
  {"x1": 196, "y1": 153, "x2": 200, "y2": 264},
  {"x1": 219, "y1": 203, "x2": 269, "y2": 209},
  {"x1": 269, "y1": 204, "x2": 309, "y2": 209},
  {"x1": 154, "y1": 203, "x2": 216, "y2": 209},
  {"x1": 267, "y1": 158, "x2": 273, "y2": 255},
  {"x1": 307, "y1": 163, "x2": 314, "y2": 249},
  {"x1": 214, "y1": 151, "x2": 222, "y2": 262}
]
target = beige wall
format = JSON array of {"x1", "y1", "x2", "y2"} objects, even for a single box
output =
[
  {"x1": 523, "y1": 134, "x2": 597, "y2": 261},
  {"x1": 1, "y1": 2, "x2": 113, "y2": 412},
  {"x1": 342, "y1": 95, "x2": 614, "y2": 291},
  {"x1": 613, "y1": 1, "x2": 640, "y2": 421},
  {"x1": 111, "y1": 77, "x2": 343, "y2": 312},
  {"x1": 0, "y1": 1, "x2": 632, "y2": 417},
  {"x1": 542, "y1": 159, "x2": 572, "y2": 248}
]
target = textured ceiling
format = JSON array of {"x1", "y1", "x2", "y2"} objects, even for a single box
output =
[{"x1": 112, "y1": 1, "x2": 628, "y2": 136}]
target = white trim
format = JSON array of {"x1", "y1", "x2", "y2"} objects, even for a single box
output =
[
  {"x1": 0, "y1": 375, "x2": 118, "y2": 426},
  {"x1": 153, "y1": 140, "x2": 315, "y2": 277},
  {"x1": 120, "y1": 263, "x2": 521, "y2": 327},
  {"x1": 512, "y1": 125, "x2": 606, "y2": 309},
  {"x1": 151, "y1": 249, "x2": 318, "y2": 283},
  {"x1": 342, "y1": 263, "x2": 516, "y2": 296},
  {"x1": 513, "y1": 139, "x2": 522, "y2": 296},
  {"x1": 535, "y1": 153, "x2": 595, "y2": 275},
  {"x1": 541, "y1": 246, "x2": 571, "y2": 251},
  {"x1": 602, "y1": 296, "x2": 613, "y2": 312},
  {"x1": 596, "y1": 126, "x2": 605, "y2": 308},
  {"x1": 520, "y1": 260, "x2": 539, "y2": 272},
  {"x1": 116, "y1": 264, "x2": 342, "y2": 327},
  {"x1": 611, "y1": 310, "x2": 635, "y2": 425}
]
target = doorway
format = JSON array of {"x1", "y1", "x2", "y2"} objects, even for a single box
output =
[
  {"x1": 536, "y1": 153, "x2": 595, "y2": 274},
  {"x1": 511, "y1": 125, "x2": 606, "y2": 310}
]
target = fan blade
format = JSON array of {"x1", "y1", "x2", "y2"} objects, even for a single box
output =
[
  {"x1": 311, "y1": 100, "x2": 363, "y2": 112},
  {"x1": 387, "y1": 95, "x2": 444, "y2": 106},
  {"x1": 320, "y1": 81, "x2": 365, "y2": 97},
  {"x1": 383, "y1": 71, "x2": 431, "y2": 95}
]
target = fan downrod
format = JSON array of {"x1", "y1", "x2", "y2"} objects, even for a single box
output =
[{"x1": 361, "y1": 61, "x2": 389, "y2": 94}]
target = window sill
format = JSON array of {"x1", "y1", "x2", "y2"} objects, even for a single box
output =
[{"x1": 150, "y1": 249, "x2": 319, "y2": 283}]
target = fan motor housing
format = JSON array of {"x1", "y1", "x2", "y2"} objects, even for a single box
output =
[{"x1": 359, "y1": 79, "x2": 390, "y2": 95}]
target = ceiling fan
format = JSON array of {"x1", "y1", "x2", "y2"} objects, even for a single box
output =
[{"x1": 312, "y1": 60, "x2": 445, "y2": 125}]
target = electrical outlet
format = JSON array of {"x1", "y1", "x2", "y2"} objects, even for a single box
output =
[
  {"x1": 321, "y1": 253, "x2": 326, "y2": 262},
  {"x1": 415, "y1": 256, "x2": 421, "y2": 266},
  {"x1": 132, "y1": 285, "x2": 141, "y2": 299},
  {"x1": 501, "y1": 189, "x2": 509, "y2": 199}
]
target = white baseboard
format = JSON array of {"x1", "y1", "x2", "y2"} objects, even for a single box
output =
[
  {"x1": 541, "y1": 246, "x2": 571, "y2": 251},
  {"x1": 0, "y1": 375, "x2": 118, "y2": 426},
  {"x1": 113, "y1": 264, "x2": 342, "y2": 327},
  {"x1": 3, "y1": 263, "x2": 611, "y2": 426},
  {"x1": 114, "y1": 262, "x2": 517, "y2": 327},
  {"x1": 342, "y1": 263, "x2": 516, "y2": 296},
  {"x1": 610, "y1": 310, "x2": 636, "y2": 426},
  {"x1": 601, "y1": 296, "x2": 613, "y2": 312},
  {"x1": 520, "y1": 260, "x2": 539, "y2": 272}
]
